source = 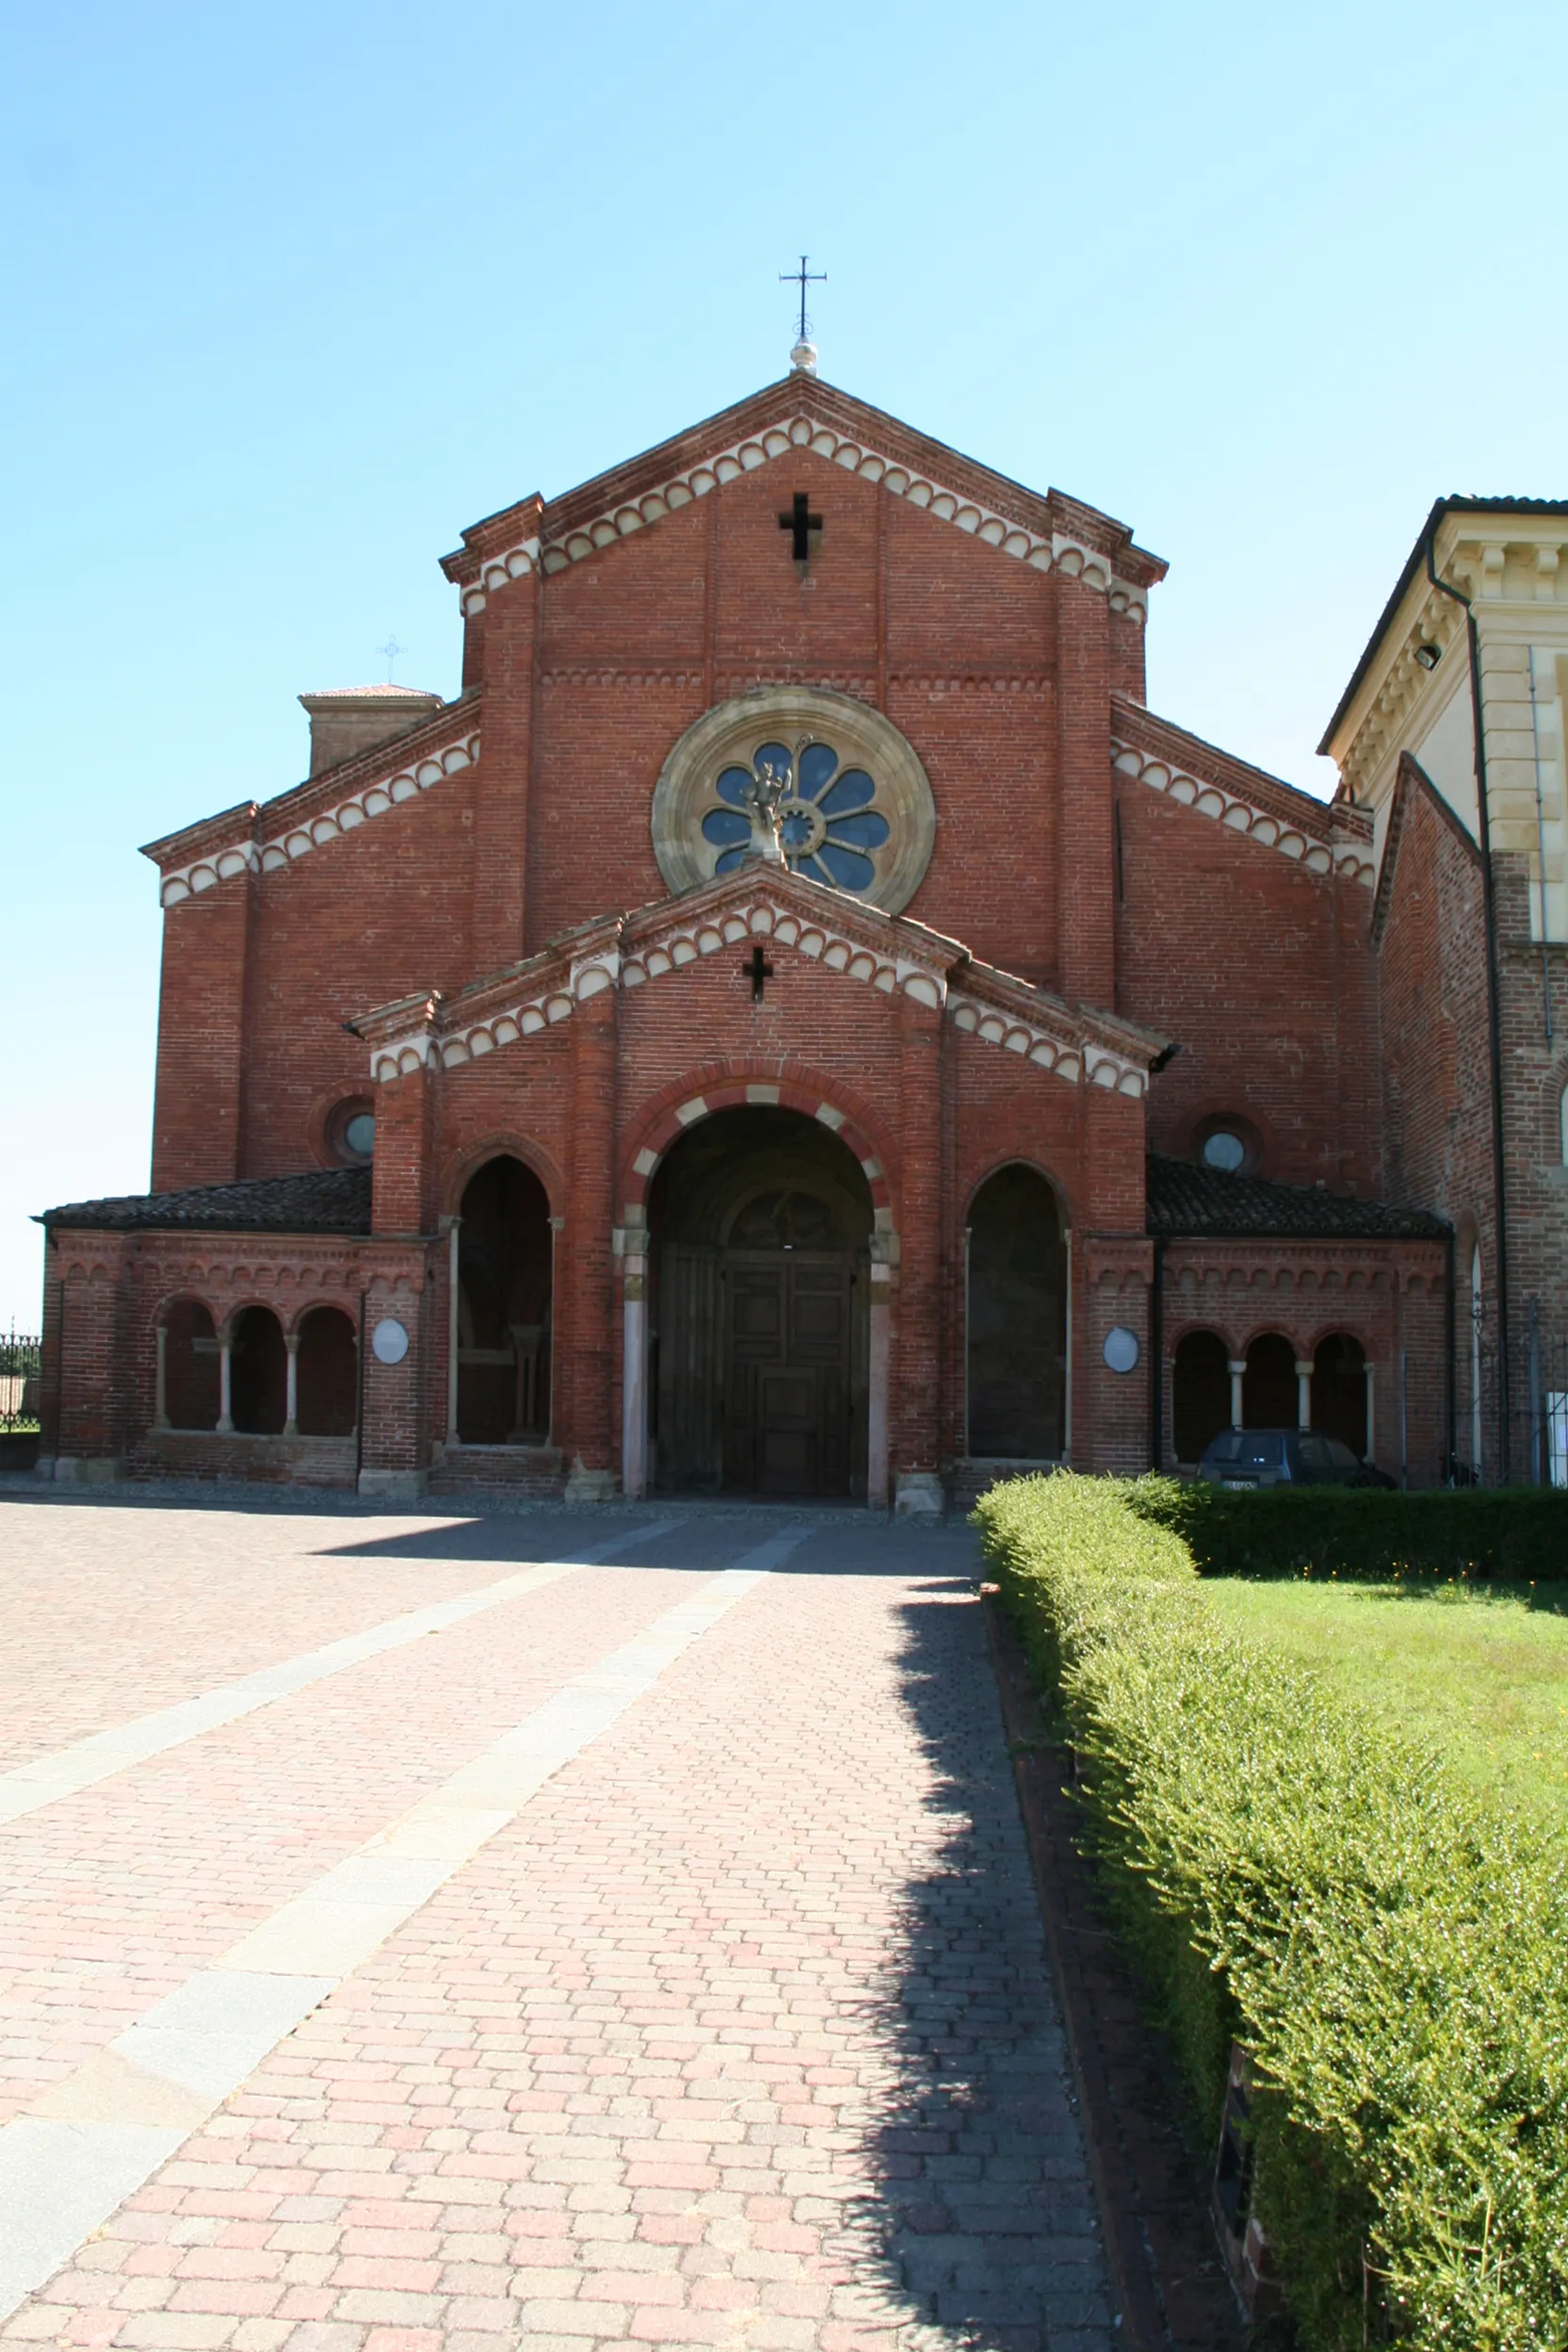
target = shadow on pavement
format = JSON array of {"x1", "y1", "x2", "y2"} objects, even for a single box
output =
[{"x1": 827, "y1": 1586, "x2": 1116, "y2": 2351}]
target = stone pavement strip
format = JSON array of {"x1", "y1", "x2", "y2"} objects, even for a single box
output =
[{"x1": 0, "y1": 1496, "x2": 1117, "y2": 2352}]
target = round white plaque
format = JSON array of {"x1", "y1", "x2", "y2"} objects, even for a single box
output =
[
  {"x1": 371, "y1": 1317, "x2": 410, "y2": 1367},
  {"x1": 1102, "y1": 1326, "x2": 1140, "y2": 1375}
]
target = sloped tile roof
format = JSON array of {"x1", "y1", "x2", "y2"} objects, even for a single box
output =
[
  {"x1": 1147, "y1": 1153, "x2": 1447, "y2": 1240},
  {"x1": 40, "y1": 1168, "x2": 372, "y2": 1234}
]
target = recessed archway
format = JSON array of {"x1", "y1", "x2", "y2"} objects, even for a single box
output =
[
  {"x1": 1312, "y1": 1331, "x2": 1368, "y2": 1458},
  {"x1": 644, "y1": 1105, "x2": 874, "y2": 1497},
  {"x1": 965, "y1": 1164, "x2": 1067, "y2": 1462},
  {"x1": 455, "y1": 1156, "x2": 553, "y2": 1445},
  {"x1": 1171, "y1": 1329, "x2": 1230, "y2": 1463},
  {"x1": 230, "y1": 1307, "x2": 287, "y2": 1435},
  {"x1": 1242, "y1": 1331, "x2": 1298, "y2": 1429}
]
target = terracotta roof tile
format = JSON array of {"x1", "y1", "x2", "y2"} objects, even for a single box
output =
[
  {"x1": 40, "y1": 1168, "x2": 372, "y2": 1234},
  {"x1": 1147, "y1": 1152, "x2": 1446, "y2": 1240}
]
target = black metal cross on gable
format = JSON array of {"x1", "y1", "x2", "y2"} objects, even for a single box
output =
[
  {"x1": 779, "y1": 253, "x2": 825, "y2": 345},
  {"x1": 778, "y1": 491, "x2": 823, "y2": 564},
  {"x1": 742, "y1": 943, "x2": 775, "y2": 1002}
]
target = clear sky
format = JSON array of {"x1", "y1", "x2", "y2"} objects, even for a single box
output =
[{"x1": 4, "y1": 0, "x2": 1565, "y2": 1326}]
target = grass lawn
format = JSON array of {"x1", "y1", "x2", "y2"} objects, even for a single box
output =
[{"x1": 1205, "y1": 1576, "x2": 1568, "y2": 1829}]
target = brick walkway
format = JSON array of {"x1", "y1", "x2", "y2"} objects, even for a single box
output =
[{"x1": 0, "y1": 1494, "x2": 1114, "y2": 2352}]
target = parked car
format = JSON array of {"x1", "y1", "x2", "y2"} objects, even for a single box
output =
[{"x1": 1197, "y1": 1428, "x2": 1396, "y2": 1489}]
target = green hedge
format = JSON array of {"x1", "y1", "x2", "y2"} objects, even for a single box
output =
[
  {"x1": 1132, "y1": 1478, "x2": 1568, "y2": 1585},
  {"x1": 975, "y1": 1472, "x2": 1568, "y2": 2350}
]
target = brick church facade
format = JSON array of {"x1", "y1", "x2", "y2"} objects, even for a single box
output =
[{"x1": 41, "y1": 363, "x2": 1567, "y2": 1501}]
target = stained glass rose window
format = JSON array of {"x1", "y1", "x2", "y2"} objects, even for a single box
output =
[
  {"x1": 651, "y1": 686, "x2": 936, "y2": 917},
  {"x1": 699, "y1": 739, "x2": 891, "y2": 892}
]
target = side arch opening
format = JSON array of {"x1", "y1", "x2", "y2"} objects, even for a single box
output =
[
  {"x1": 455, "y1": 1155, "x2": 553, "y2": 1446},
  {"x1": 965, "y1": 1164, "x2": 1066, "y2": 1462}
]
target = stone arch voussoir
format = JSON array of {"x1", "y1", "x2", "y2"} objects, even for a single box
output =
[
  {"x1": 442, "y1": 1133, "x2": 566, "y2": 1219},
  {"x1": 619, "y1": 1064, "x2": 894, "y2": 1222}
]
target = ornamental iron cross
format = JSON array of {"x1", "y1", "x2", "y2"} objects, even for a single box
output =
[
  {"x1": 780, "y1": 253, "x2": 825, "y2": 344},
  {"x1": 778, "y1": 491, "x2": 823, "y2": 563}
]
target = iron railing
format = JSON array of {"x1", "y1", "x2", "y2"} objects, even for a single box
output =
[
  {"x1": 0, "y1": 1329, "x2": 41, "y2": 1435},
  {"x1": 1459, "y1": 1307, "x2": 1568, "y2": 1486}
]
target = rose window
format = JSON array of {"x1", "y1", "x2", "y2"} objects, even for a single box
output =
[{"x1": 699, "y1": 739, "x2": 891, "y2": 892}]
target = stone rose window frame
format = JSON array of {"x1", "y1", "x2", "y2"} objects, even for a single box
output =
[{"x1": 651, "y1": 685, "x2": 937, "y2": 916}]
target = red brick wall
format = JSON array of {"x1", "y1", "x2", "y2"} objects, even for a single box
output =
[
  {"x1": 1118, "y1": 780, "x2": 1380, "y2": 1188},
  {"x1": 112, "y1": 423, "x2": 1465, "y2": 1494}
]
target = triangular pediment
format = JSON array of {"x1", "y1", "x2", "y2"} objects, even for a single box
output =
[
  {"x1": 354, "y1": 864, "x2": 1168, "y2": 1101},
  {"x1": 440, "y1": 377, "x2": 1166, "y2": 620}
]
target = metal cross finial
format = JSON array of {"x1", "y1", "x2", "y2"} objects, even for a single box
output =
[
  {"x1": 379, "y1": 635, "x2": 405, "y2": 683},
  {"x1": 780, "y1": 253, "x2": 825, "y2": 344}
]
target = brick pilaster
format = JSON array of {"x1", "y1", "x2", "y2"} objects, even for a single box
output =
[
  {"x1": 1055, "y1": 574, "x2": 1116, "y2": 1011},
  {"x1": 564, "y1": 989, "x2": 618, "y2": 1481},
  {"x1": 151, "y1": 880, "x2": 255, "y2": 1190},
  {"x1": 892, "y1": 991, "x2": 943, "y2": 1486},
  {"x1": 472, "y1": 569, "x2": 540, "y2": 972},
  {"x1": 371, "y1": 1059, "x2": 437, "y2": 1239}
]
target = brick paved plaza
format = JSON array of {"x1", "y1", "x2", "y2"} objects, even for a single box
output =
[{"x1": 0, "y1": 1494, "x2": 1113, "y2": 2352}]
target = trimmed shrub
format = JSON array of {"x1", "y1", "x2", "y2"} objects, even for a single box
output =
[
  {"x1": 1133, "y1": 1479, "x2": 1568, "y2": 1586},
  {"x1": 976, "y1": 1472, "x2": 1568, "y2": 2350}
]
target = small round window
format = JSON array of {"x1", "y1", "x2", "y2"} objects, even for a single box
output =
[
  {"x1": 1201, "y1": 1130, "x2": 1247, "y2": 1172},
  {"x1": 344, "y1": 1113, "x2": 376, "y2": 1159}
]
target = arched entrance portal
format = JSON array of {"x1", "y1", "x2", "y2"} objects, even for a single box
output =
[
  {"x1": 966, "y1": 1165, "x2": 1067, "y2": 1462},
  {"x1": 646, "y1": 1107, "x2": 874, "y2": 1497}
]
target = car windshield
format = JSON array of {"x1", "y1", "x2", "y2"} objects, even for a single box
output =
[{"x1": 1205, "y1": 1431, "x2": 1283, "y2": 1468}]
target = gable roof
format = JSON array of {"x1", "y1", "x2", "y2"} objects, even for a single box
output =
[
  {"x1": 1369, "y1": 750, "x2": 1481, "y2": 949},
  {"x1": 1319, "y1": 495, "x2": 1568, "y2": 758},
  {"x1": 352, "y1": 861, "x2": 1170, "y2": 1102},
  {"x1": 440, "y1": 376, "x2": 1167, "y2": 618},
  {"x1": 140, "y1": 696, "x2": 482, "y2": 907},
  {"x1": 1111, "y1": 697, "x2": 1374, "y2": 889},
  {"x1": 1146, "y1": 1152, "x2": 1446, "y2": 1241}
]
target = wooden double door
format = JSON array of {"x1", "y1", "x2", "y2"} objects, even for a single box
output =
[{"x1": 654, "y1": 1244, "x2": 864, "y2": 1496}]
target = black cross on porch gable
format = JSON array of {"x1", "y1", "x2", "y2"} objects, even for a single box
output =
[
  {"x1": 778, "y1": 492, "x2": 823, "y2": 564},
  {"x1": 742, "y1": 943, "x2": 775, "y2": 1001}
]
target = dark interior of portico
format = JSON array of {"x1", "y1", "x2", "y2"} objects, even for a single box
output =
[
  {"x1": 456, "y1": 1155, "x2": 553, "y2": 1444},
  {"x1": 647, "y1": 1106, "x2": 873, "y2": 1497},
  {"x1": 966, "y1": 1164, "x2": 1067, "y2": 1460}
]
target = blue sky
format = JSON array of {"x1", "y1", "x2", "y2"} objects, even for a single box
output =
[{"x1": 4, "y1": 0, "x2": 1565, "y2": 1323}]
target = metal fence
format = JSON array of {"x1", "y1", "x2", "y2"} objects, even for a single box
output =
[
  {"x1": 0, "y1": 1330, "x2": 41, "y2": 1435},
  {"x1": 1461, "y1": 1309, "x2": 1568, "y2": 1487}
]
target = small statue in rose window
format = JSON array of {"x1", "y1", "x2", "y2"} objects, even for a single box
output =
[{"x1": 741, "y1": 758, "x2": 791, "y2": 866}]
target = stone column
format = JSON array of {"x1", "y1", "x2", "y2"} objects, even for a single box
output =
[
  {"x1": 284, "y1": 1331, "x2": 300, "y2": 1436},
  {"x1": 443, "y1": 1216, "x2": 461, "y2": 1446},
  {"x1": 1229, "y1": 1359, "x2": 1246, "y2": 1430},
  {"x1": 1364, "y1": 1362, "x2": 1377, "y2": 1463},
  {"x1": 960, "y1": 1225, "x2": 972, "y2": 1459},
  {"x1": 218, "y1": 1328, "x2": 235, "y2": 1433},
  {"x1": 1296, "y1": 1358, "x2": 1314, "y2": 1430},
  {"x1": 892, "y1": 989, "x2": 944, "y2": 1517},
  {"x1": 153, "y1": 1324, "x2": 170, "y2": 1431},
  {"x1": 621, "y1": 1233, "x2": 648, "y2": 1501},
  {"x1": 547, "y1": 1216, "x2": 564, "y2": 1443},
  {"x1": 564, "y1": 987, "x2": 618, "y2": 1502},
  {"x1": 1062, "y1": 1230, "x2": 1074, "y2": 1462},
  {"x1": 867, "y1": 1258, "x2": 891, "y2": 1511}
]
